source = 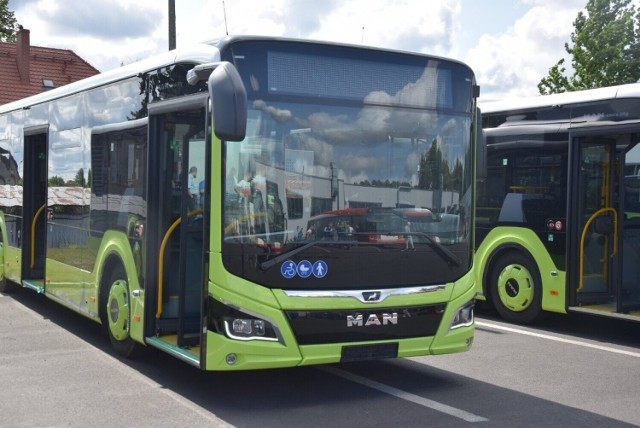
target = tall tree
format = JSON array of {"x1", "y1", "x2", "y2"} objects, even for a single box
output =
[
  {"x1": 0, "y1": 0, "x2": 18, "y2": 42},
  {"x1": 538, "y1": 0, "x2": 640, "y2": 94}
]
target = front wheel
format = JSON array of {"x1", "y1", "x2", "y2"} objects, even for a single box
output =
[
  {"x1": 103, "y1": 264, "x2": 140, "y2": 358},
  {"x1": 488, "y1": 251, "x2": 542, "y2": 324}
]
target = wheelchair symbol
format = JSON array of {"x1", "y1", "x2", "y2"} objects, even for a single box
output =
[{"x1": 281, "y1": 260, "x2": 297, "y2": 279}]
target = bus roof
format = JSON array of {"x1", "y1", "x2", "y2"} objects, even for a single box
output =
[
  {"x1": 0, "y1": 43, "x2": 221, "y2": 114},
  {"x1": 1, "y1": 34, "x2": 477, "y2": 116},
  {"x1": 480, "y1": 83, "x2": 640, "y2": 115}
]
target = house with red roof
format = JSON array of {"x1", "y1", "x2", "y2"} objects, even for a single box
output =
[{"x1": 0, "y1": 27, "x2": 99, "y2": 105}]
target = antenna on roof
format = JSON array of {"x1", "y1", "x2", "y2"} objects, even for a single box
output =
[{"x1": 222, "y1": 0, "x2": 229, "y2": 35}]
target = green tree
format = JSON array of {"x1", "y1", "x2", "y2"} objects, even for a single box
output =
[
  {"x1": 49, "y1": 176, "x2": 65, "y2": 187},
  {"x1": 418, "y1": 139, "x2": 451, "y2": 191},
  {"x1": 0, "y1": 0, "x2": 18, "y2": 42},
  {"x1": 538, "y1": 0, "x2": 640, "y2": 94},
  {"x1": 71, "y1": 168, "x2": 86, "y2": 187}
]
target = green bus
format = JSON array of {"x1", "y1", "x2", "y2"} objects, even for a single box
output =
[
  {"x1": 0, "y1": 36, "x2": 479, "y2": 370},
  {"x1": 477, "y1": 83, "x2": 640, "y2": 323}
]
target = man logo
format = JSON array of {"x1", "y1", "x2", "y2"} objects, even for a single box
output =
[
  {"x1": 362, "y1": 291, "x2": 381, "y2": 302},
  {"x1": 347, "y1": 313, "x2": 398, "y2": 327}
]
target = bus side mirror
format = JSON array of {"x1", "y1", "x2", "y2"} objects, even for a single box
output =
[{"x1": 208, "y1": 62, "x2": 248, "y2": 142}]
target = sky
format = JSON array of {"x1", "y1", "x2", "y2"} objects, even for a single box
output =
[{"x1": 8, "y1": 0, "x2": 593, "y2": 101}]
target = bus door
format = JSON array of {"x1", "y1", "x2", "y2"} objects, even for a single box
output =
[
  {"x1": 573, "y1": 135, "x2": 640, "y2": 313},
  {"x1": 620, "y1": 142, "x2": 640, "y2": 313},
  {"x1": 147, "y1": 94, "x2": 208, "y2": 351},
  {"x1": 21, "y1": 126, "x2": 48, "y2": 287},
  {"x1": 573, "y1": 137, "x2": 617, "y2": 308}
]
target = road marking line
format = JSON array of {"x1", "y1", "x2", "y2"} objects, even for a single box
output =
[
  {"x1": 319, "y1": 365, "x2": 488, "y2": 423},
  {"x1": 476, "y1": 320, "x2": 640, "y2": 358}
]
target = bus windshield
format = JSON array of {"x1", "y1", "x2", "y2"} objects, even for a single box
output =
[{"x1": 221, "y1": 41, "x2": 474, "y2": 290}]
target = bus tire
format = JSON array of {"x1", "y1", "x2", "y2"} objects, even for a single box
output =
[
  {"x1": 488, "y1": 251, "x2": 542, "y2": 324},
  {"x1": 102, "y1": 263, "x2": 140, "y2": 358}
]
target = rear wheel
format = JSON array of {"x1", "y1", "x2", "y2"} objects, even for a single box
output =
[
  {"x1": 488, "y1": 251, "x2": 542, "y2": 324},
  {"x1": 103, "y1": 264, "x2": 140, "y2": 358}
]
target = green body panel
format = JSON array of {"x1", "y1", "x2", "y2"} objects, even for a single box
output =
[
  {"x1": 204, "y1": 255, "x2": 476, "y2": 370},
  {"x1": 0, "y1": 206, "x2": 144, "y2": 342},
  {"x1": 45, "y1": 259, "x2": 97, "y2": 317},
  {"x1": 475, "y1": 227, "x2": 567, "y2": 314},
  {"x1": 4, "y1": 246, "x2": 20, "y2": 283},
  {"x1": 85, "y1": 230, "x2": 145, "y2": 343},
  {"x1": 209, "y1": 134, "x2": 223, "y2": 255},
  {"x1": 0, "y1": 242, "x2": 4, "y2": 284},
  {"x1": 0, "y1": 213, "x2": 20, "y2": 283}
]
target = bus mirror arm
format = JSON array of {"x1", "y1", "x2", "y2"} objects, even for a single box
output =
[{"x1": 187, "y1": 62, "x2": 248, "y2": 142}]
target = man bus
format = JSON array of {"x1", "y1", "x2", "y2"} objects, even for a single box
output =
[
  {"x1": 0, "y1": 36, "x2": 479, "y2": 370},
  {"x1": 477, "y1": 83, "x2": 640, "y2": 323}
]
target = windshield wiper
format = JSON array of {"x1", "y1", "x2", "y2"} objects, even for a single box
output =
[
  {"x1": 260, "y1": 241, "x2": 333, "y2": 270},
  {"x1": 260, "y1": 232, "x2": 461, "y2": 270},
  {"x1": 410, "y1": 232, "x2": 462, "y2": 267}
]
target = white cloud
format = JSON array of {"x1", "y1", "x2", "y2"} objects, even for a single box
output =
[
  {"x1": 465, "y1": 3, "x2": 582, "y2": 100},
  {"x1": 9, "y1": 0, "x2": 597, "y2": 100}
]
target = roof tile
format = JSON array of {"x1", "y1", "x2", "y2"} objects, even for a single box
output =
[{"x1": 0, "y1": 42, "x2": 99, "y2": 105}]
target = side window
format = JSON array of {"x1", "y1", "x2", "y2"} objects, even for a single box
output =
[
  {"x1": 287, "y1": 196, "x2": 303, "y2": 219},
  {"x1": 90, "y1": 124, "x2": 147, "y2": 236}
]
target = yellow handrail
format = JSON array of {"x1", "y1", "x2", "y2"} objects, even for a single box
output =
[
  {"x1": 30, "y1": 203, "x2": 46, "y2": 269},
  {"x1": 578, "y1": 207, "x2": 618, "y2": 292},
  {"x1": 156, "y1": 208, "x2": 203, "y2": 319}
]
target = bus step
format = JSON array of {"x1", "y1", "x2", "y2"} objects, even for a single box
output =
[
  {"x1": 155, "y1": 316, "x2": 200, "y2": 335},
  {"x1": 145, "y1": 336, "x2": 200, "y2": 368},
  {"x1": 22, "y1": 279, "x2": 44, "y2": 293}
]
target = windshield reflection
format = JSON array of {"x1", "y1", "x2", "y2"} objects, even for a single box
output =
[{"x1": 223, "y1": 99, "x2": 471, "y2": 254}]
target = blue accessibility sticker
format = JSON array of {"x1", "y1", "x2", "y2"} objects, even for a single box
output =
[
  {"x1": 296, "y1": 260, "x2": 313, "y2": 278},
  {"x1": 280, "y1": 260, "x2": 297, "y2": 279},
  {"x1": 312, "y1": 260, "x2": 328, "y2": 278}
]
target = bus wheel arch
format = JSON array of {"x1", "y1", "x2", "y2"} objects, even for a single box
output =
[
  {"x1": 99, "y1": 256, "x2": 141, "y2": 358},
  {"x1": 486, "y1": 246, "x2": 542, "y2": 324}
]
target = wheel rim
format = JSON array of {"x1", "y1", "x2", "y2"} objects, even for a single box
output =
[
  {"x1": 496, "y1": 263, "x2": 534, "y2": 312},
  {"x1": 107, "y1": 279, "x2": 130, "y2": 341}
]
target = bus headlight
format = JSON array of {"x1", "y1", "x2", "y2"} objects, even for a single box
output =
[
  {"x1": 209, "y1": 298, "x2": 280, "y2": 342},
  {"x1": 224, "y1": 317, "x2": 277, "y2": 341},
  {"x1": 450, "y1": 300, "x2": 474, "y2": 329}
]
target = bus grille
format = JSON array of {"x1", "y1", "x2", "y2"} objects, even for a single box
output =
[{"x1": 285, "y1": 304, "x2": 446, "y2": 345}]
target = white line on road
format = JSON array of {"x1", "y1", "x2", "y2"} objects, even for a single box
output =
[
  {"x1": 476, "y1": 320, "x2": 640, "y2": 358},
  {"x1": 319, "y1": 365, "x2": 488, "y2": 423}
]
